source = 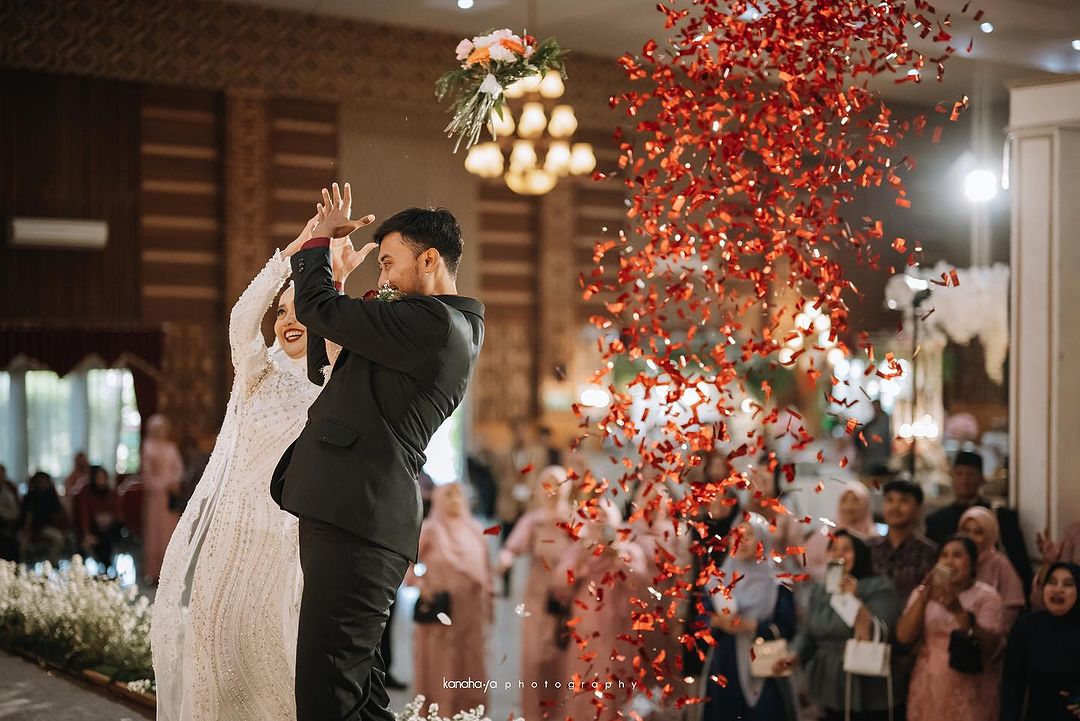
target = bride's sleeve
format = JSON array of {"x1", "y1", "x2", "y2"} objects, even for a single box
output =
[{"x1": 229, "y1": 250, "x2": 291, "y2": 389}]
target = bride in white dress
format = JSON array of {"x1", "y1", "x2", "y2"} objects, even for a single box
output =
[{"x1": 151, "y1": 217, "x2": 332, "y2": 721}]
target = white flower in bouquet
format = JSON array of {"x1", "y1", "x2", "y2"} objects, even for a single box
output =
[
  {"x1": 455, "y1": 38, "x2": 475, "y2": 61},
  {"x1": 478, "y1": 73, "x2": 503, "y2": 95},
  {"x1": 487, "y1": 42, "x2": 517, "y2": 63}
]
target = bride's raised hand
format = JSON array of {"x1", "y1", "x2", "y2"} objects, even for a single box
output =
[{"x1": 281, "y1": 213, "x2": 322, "y2": 257}]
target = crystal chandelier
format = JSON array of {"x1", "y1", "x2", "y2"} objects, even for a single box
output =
[{"x1": 463, "y1": 71, "x2": 597, "y2": 195}]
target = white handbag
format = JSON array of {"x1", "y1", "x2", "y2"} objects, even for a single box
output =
[
  {"x1": 749, "y1": 626, "x2": 791, "y2": 678},
  {"x1": 843, "y1": 617, "x2": 893, "y2": 721},
  {"x1": 843, "y1": 617, "x2": 891, "y2": 677}
]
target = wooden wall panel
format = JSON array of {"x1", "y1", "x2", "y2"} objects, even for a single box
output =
[
  {"x1": 138, "y1": 84, "x2": 225, "y2": 437},
  {"x1": 0, "y1": 69, "x2": 141, "y2": 323},
  {"x1": 139, "y1": 86, "x2": 224, "y2": 324},
  {"x1": 267, "y1": 97, "x2": 338, "y2": 256},
  {"x1": 473, "y1": 181, "x2": 540, "y2": 422}
]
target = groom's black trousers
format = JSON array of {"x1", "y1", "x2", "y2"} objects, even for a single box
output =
[{"x1": 296, "y1": 517, "x2": 410, "y2": 721}]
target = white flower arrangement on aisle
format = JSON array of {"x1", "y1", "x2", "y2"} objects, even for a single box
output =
[
  {"x1": 436, "y1": 28, "x2": 567, "y2": 152},
  {"x1": 0, "y1": 557, "x2": 154, "y2": 689},
  {"x1": 395, "y1": 695, "x2": 522, "y2": 721}
]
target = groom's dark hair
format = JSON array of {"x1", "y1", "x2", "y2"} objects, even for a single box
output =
[{"x1": 373, "y1": 207, "x2": 463, "y2": 276}]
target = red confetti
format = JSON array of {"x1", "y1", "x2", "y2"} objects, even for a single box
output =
[
  {"x1": 483, "y1": 524, "x2": 502, "y2": 536},
  {"x1": 565, "y1": 0, "x2": 962, "y2": 714}
]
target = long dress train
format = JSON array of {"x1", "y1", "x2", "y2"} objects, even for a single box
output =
[{"x1": 151, "y1": 251, "x2": 321, "y2": 721}]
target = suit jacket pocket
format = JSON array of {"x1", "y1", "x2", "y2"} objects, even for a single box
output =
[{"x1": 309, "y1": 418, "x2": 362, "y2": 448}]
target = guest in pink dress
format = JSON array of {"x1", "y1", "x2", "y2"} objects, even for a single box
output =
[
  {"x1": 555, "y1": 499, "x2": 646, "y2": 721},
  {"x1": 626, "y1": 480, "x2": 692, "y2": 693},
  {"x1": 959, "y1": 506, "x2": 1025, "y2": 629},
  {"x1": 897, "y1": 535, "x2": 1006, "y2": 721},
  {"x1": 141, "y1": 414, "x2": 183, "y2": 583},
  {"x1": 804, "y1": 480, "x2": 878, "y2": 580},
  {"x1": 406, "y1": 482, "x2": 494, "y2": 717},
  {"x1": 1031, "y1": 522, "x2": 1080, "y2": 610},
  {"x1": 497, "y1": 465, "x2": 575, "y2": 719}
]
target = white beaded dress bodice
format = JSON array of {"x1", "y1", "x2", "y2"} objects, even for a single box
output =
[{"x1": 152, "y1": 251, "x2": 321, "y2": 721}]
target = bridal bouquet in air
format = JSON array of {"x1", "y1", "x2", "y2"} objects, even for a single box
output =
[{"x1": 436, "y1": 28, "x2": 566, "y2": 151}]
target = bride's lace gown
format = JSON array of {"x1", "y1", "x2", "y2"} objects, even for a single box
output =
[{"x1": 152, "y1": 251, "x2": 321, "y2": 721}]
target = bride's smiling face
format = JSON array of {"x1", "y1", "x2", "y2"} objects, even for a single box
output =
[{"x1": 274, "y1": 285, "x2": 307, "y2": 359}]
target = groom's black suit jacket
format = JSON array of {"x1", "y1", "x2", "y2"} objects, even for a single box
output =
[{"x1": 270, "y1": 241, "x2": 484, "y2": 562}]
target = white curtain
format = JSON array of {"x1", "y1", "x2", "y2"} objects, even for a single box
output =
[
  {"x1": 25, "y1": 370, "x2": 73, "y2": 480},
  {"x1": 88, "y1": 369, "x2": 124, "y2": 473}
]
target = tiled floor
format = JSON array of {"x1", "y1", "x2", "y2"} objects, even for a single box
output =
[{"x1": 0, "y1": 653, "x2": 149, "y2": 721}]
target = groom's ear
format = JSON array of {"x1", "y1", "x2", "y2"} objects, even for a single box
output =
[{"x1": 421, "y1": 247, "x2": 441, "y2": 272}]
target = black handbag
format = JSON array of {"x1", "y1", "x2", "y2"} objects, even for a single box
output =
[
  {"x1": 546, "y1": 591, "x2": 573, "y2": 649},
  {"x1": 413, "y1": 591, "x2": 451, "y2": 624},
  {"x1": 948, "y1": 613, "x2": 982, "y2": 674}
]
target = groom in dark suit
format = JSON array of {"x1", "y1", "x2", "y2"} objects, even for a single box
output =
[{"x1": 271, "y1": 183, "x2": 485, "y2": 721}]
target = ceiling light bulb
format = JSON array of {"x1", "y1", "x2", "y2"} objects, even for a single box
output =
[
  {"x1": 457, "y1": 0, "x2": 474, "y2": 8},
  {"x1": 539, "y1": 71, "x2": 565, "y2": 98},
  {"x1": 569, "y1": 143, "x2": 596, "y2": 175},
  {"x1": 519, "y1": 74, "x2": 543, "y2": 94},
  {"x1": 547, "y1": 105, "x2": 578, "y2": 138},
  {"x1": 979, "y1": 22, "x2": 993, "y2": 33},
  {"x1": 509, "y1": 139, "x2": 537, "y2": 170},
  {"x1": 516, "y1": 102, "x2": 547, "y2": 139},
  {"x1": 489, "y1": 107, "x2": 515, "y2": 136},
  {"x1": 544, "y1": 141, "x2": 572, "y2": 175}
]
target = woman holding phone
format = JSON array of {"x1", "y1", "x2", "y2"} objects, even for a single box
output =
[
  {"x1": 774, "y1": 530, "x2": 900, "y2": 720},
  {"x1": 897, "y1": 535, "x2": 1006, "y2": 721}
]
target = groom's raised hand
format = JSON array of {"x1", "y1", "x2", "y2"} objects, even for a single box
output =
[{"x1": 314, "y1": 182, "x2": 375, "y2": 240}]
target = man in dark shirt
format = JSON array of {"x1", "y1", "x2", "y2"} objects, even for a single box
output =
[
  {"x1": 924, "y1": 450, "x2": 1032, "y2": 593},
  {"x1": 869, "y1": 479, "x2": 938, "y2": 602},
  {"x1": 869, "y1": 478, "x2": 938, "y2": 720}
]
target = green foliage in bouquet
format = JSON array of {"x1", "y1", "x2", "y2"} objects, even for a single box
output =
[{"x1": 435, "y1": 30, "x2": 567, "y2": 152}]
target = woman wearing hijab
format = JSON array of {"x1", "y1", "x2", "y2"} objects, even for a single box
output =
[
  {"x1": 406, "y1": 482, "x2": 494, "y2": 716},
  {"x1": 1030, "y1": 523, "x2": 1080, "y2": 610},
  {"x1": 804, "y1": 481, "x2": 879, "y2": 580},
  {"x1": 141, "y1": 413, "x2": 184, "y2": 583},
  {"x1": 959, "y1": 506, "x2": 1026, "y2": 629},
  {"x1": 1002, "y1": 563, "x2": 1080, "y2": 721},
  {"x1": 627, "y1": 479, "x2": 693, "y2": 703},
  {"x1": 697, "y1": 512, "x2": 796, "y2": 721},
  {"x1": 556, "y1": 499, "x2": 647, "y2": 721},
  {"x1": 76, "y1": 465, "x2": 122, "y2": 567},
  {"x1": 775, "y1": 530, "x2": 900, "y2": 721},
  {"x1": 685, "y1": 482, "x2": 743, "y2": 679},
  {"x1": 496, "y1": 466, "x2": 575, "y2": 719},
  {"x1": 897, "y1": 535, "x2": 1005, "y2": 721}
]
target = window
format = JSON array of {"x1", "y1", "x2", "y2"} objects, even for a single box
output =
[
  {"x1": 0, "y1": 367, "x2": 141, "y2": 486},
  {"x1": 25, "y1": 370, "x2": 73, "y2": 480},
  {"x1": 0, "y1": 373, "x2": 8, "y2": 472},
  {"x1": 88, "y1": 369, "x2": 141, "y2": 474},
  {"x1": 424, "y1": 403, "x2": 465, "y2": 485}
]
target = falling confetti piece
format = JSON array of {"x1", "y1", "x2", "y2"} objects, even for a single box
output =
[
  {"x1": 483, "y1": 524, "x2": 502, "y2": 536},
  {"x1": 515, "y1": 604, "x2": 532, "y2": 617},
  {"x1": 437, "y1": 613, "x2": 452, "y2": 626}
]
